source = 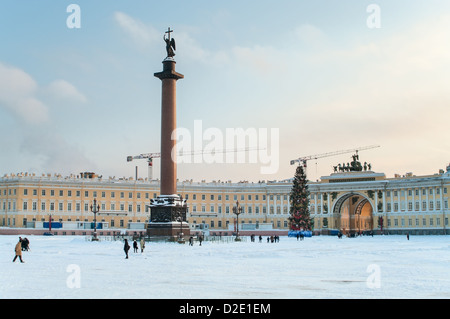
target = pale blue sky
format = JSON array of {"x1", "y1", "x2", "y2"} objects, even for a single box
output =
[{"x1": 1, "y1": 1, "x2": 450, "y2": 182}]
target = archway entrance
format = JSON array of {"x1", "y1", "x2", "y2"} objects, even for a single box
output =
[{"x1": 333, "y1": 193, "x2": 374, "y2": 236}]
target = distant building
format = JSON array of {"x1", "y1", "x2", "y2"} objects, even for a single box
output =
[{"x1": 1, "y1": 162, "x2": 449, "y2": 235}]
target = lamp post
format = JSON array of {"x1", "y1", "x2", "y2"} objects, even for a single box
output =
[
  {"x1": 90, "y1": 198, "x2": 100, "y2": 241},
  {"x1": 233, "y1": 201, "x2": 243, "y2": 241}
]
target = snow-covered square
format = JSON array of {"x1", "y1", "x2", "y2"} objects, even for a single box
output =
[{"x1": 1, "y1": 234, "x2": 449, "y2": 299}]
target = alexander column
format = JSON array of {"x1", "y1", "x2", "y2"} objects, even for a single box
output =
[{"x1": 148, "y1": 28, "x2": 189, "y2": 241}]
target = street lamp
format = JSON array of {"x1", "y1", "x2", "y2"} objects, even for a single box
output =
[
  {"x1": 90, "y1": 198, "x2": 100, "y2": 241},
  {"x1": 233, "y1": 201, "x2": 243, "y2": 241},
  {"x1": 177, "y1": 195, "x2": 186, "y2": 244}
]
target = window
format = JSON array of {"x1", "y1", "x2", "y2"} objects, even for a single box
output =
[
  {"x1": 202, "y1": 194, "x2": 205, "y2": 200},
  {"x1": 68, "y1": 190, "x2": 72, "y2": 197},
  {"x1": 210, "y1": 195, "x2": 214, "y2": 200},
  {"x1": 59, "y1": 190, "x2": 64, "y2": 196},
  {"x1": 129, "y1": 192, "x2": 133, "y2": 199},
  {"x1": 24, "y1": 189, "x2": 28, "y2": 196},
  {"x1": 23, "y1": 202, "x2": 28, "y2": 211},
  {"x1": 85, "y1": 191, "x2": 89, "y2": 197}
]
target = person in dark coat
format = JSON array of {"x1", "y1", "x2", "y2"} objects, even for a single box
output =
[
  {"x1": 198, "y1": 235, "x2": 203, "y2": 246},
  {"x1": 21, "y1": 238, "x2": 30, "y2": 251},
  {"x1": 124, "y1": 239, "x2": 130, "y2": 259},
  {"x1": 133, "y1": 240, "x2": 138, "y2": 253},
  {"x1": 189, "y1": 236, "x2": 194, "y2": 246}
]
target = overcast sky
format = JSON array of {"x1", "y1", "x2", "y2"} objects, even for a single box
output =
[{"x1": 1, "y1": 1, "x2": 449, "y2": 182}]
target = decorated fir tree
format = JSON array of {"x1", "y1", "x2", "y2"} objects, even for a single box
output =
[{"x1": 288, "y1": 164, "x2": 313, "y2": 231}]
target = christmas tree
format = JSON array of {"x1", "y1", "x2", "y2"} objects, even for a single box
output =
[{"x1": 288, "y1": 164, "x2": 313, "y2": 231}]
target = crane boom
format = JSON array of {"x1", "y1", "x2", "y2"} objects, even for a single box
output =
[
  {"x1": 127, "y1": 147, "x2": 265, "y2": 180},
  {"x1": 290, "y1": 145, "x2": 380, "y2": 166}
]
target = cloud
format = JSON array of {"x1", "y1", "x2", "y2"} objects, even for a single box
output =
[
  {"x1": 19, "y1": 128, "x2": 96, "y2": 175},
  {"x1": 46, "y1": 79, "x2": 87, "y2": 103},
  {"x1": 0, "y1": 62, "x2": 49, "y2": 124},
  {"x1": 114, "y1": 11, "x2": 159, "y2": 48}
]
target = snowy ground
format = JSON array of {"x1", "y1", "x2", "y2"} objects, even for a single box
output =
[{"x1": 1, "y1": 234, "x2": 449, "y2": 299}]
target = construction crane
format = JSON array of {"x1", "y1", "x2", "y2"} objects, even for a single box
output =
[
  {"x1": 127, "y1": 153, "x2": 160, "y2": 180},
  {"x1": 290, "y1": 145, "x2": 380, "y2": 168},
  {"x1": 127, "y1": 147, "x2": 264, "y2": 180}
]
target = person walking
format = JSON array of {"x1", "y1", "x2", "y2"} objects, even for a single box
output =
[
  {"x1": 133, "y1": 240, "x2": 138, "y2": 253},
  {"x1": 198, "y1": 235, "x2": 203, "y2": 246},
  {"x1": 140, "y1": 238, "x2": 145, "y2": 253},
  {"x1": 124, "y1": 239, "x2": 130, "y2": 259},
  {"x1": 13, "y1": 237, "x2": 24, "y2": 263},
  {"x1": 189, "y1": 236, "x2": 194, "y2": 246}
]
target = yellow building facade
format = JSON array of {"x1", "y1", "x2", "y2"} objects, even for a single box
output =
[{"x1": 1, "y1": 163, "x2": 449, "y2": 236}]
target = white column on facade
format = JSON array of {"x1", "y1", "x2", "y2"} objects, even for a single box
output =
[
  {"x1": 433, "y1": 187, "x2": 436, "y2": 212},
  {"x1": 314, "y1": 192, "x2": 317, "y2": 215},
  {"x1": 419, "y1": 187, "x2": 423, "y2": 212},
  {"x1": 280, "y1": 193, "x2": 284, "y2": 215},
  {"x1": 327, "y1": 192, "x2": 331, "y2": 215}
]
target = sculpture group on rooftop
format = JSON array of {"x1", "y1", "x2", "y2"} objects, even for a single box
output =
[{"x1": 333, "y1": 154, "x2": 372, "y2": 173}]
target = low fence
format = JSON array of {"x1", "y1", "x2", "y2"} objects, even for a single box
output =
[{"x1": 85, "y1": 234, "x2": 249, "y2": 243}]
